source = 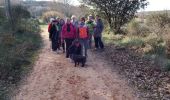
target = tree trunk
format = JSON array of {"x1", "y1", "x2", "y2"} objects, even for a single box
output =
[{"x1": 4, "y1": 0, "x2": 14, "y2": 34}]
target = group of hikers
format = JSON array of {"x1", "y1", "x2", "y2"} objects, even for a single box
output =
[{"x1": 48, "y1": 14, "x2": 104, "y2": 62}]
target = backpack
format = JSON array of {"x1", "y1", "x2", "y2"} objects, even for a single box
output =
[{"x1": 79, "y1": 26, "x2": 88, "y2": 38}]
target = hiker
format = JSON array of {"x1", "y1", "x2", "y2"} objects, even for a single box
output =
[
  {"x1": 86, "y1": 15, "x2": 96, "y2": 48},
  {"x1": 59, "y1": 18, "x2": 65, "y2": 53},
  {"x1": 61, "y1": 18, "x2": 76, "y2": 58},
  {"x1": 78, "y1": 17, "x2": 89, "y2": 57},
  {"x1": 49, "y1": 19, "x2": 60, "y2": 52},
  {"x1": 71, "y1": 15, "x2": 79, "y2": 28},
  {"x1": 94, "y1": 15, "x2": 104, "y2": 50},
  {"x1": 48, "y1": 18, "x2": 54, "y2": 37}
]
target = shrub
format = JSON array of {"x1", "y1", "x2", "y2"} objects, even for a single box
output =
[
  {"x1": 126, "y1": 19, "x2": 150, "y2": 36},
  {"x1": 0, "y1": 32, "x2": 42, "y2": 99},
  {"x1": 121, "y1": 36, "x2": 145, "y2": 47},
  {"x1": 16, "y1": 19, "x2": 40, "y2": 33},
  {"x1": 0, "y1": 8, "x2": 5, "y2": 26},
  {"x1": 146, "y1": 12, "x2": 170, "y2": 35},
  {"x1": 2, "y1": 5, "x2": 33, "y2": 33},
  {"x1": 144, "y1": 33, "x2": 165, "y2": 55},
  {"x1": 165, "y1": 61, "x2": 170, "y2": 71},
  {"x1": 0, "y1": 5, "x2": 41, "y2": 99},
  {"x1": 42, "y1": 11, "x2": 64, "y2": 23}
]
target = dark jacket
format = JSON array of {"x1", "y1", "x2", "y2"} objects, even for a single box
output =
[
  {"x1": 49, "y1": 24, "x2": 59, "y2": 41},
  {"x1": 94, "y1": 19, "x2": 104, "y2": 37}
]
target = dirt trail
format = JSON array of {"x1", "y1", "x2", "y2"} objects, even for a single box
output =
[{"x1": 13, "y1": 26, "x2": 138, "y2": 100}]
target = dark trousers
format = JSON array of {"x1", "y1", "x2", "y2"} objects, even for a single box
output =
[
  {"x1": 52, "y1": 39, "x2": 59, "y2": 51},
  {"x1": 59, "y1": 37, "x2": 65, "y2": 52},
  {"x1": 94, "y1": 37, "x2": 104, "y2": 49},
  {"x1": 65, "y1": 38, "x2": 74, "y2": 58}
]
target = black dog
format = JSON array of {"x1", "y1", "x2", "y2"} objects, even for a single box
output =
[
  {"x1": 68, "y1": 39, "x2": 87, "y2": 67},
  {"x1": 71, "y1": 54, "x2": 86, "y2": 67}
]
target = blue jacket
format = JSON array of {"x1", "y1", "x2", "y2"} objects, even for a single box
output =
[{"x1": 94, "y1": 19, "x2": 104, "y2": 37}]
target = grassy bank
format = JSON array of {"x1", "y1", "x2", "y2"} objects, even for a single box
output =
[
  {"x1": 103, "y1": 30, "x2": 170, "y2": 71},
  {"x1": 102, "y1": 28, "x2": 170, "y2": 99},
  {"x1": 0, "y1": 23, "x2": 42, "y2": 100}
]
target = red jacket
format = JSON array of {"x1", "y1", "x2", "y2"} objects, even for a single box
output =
[
  {"x1": 61, "y1": 23, "x2": 76, "y2": 39},
  {"x1": 48, "y1": 23, "x2": 52, "y2": 33}
]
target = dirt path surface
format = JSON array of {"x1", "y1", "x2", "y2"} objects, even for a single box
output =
[{"x1": 13, "y1": 27, "x2": 138, "y2": 100}]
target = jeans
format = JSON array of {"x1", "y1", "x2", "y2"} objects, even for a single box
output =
[
  {"x1": 94, "y1": 37, "x2": 104, "y2": 49},
  {"x1": 65, "y1": 38, "x2": 75, "y2": 58},
  {"x1": 89, "y1": 34, "x2": 94, "y2": 49},
  {"x1": 79, "y1": 39, "x2": 89, "y2": 57}
]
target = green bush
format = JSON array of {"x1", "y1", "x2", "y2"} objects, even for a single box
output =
[
  {"x1": 0, "y1": 5, "x2": 42, "y2": 99},
  {"x1": 0, "y1": 8, "x2": 5, "y2": 26},
  {"x1": 0, "y1": 32, "x2": 41, "y2": 81},
  {"x1": 144, "y1": 33, "x2": 165, "y2": 55},
  {"x1": 16, "y1": 19, "x2": 40, "y2": 33},
  {"x1": 165, "y1": 61, "x2": 170, "y2": 71},
  {"x1": 126, "y1": 19, "x2": 150, "y2": 36},
  {"x1": 117, "y1": 36, "x2": 145, "y2": 47},
  {"x1": 0, "y1": 32, "x2": 42, "y2": 99}
]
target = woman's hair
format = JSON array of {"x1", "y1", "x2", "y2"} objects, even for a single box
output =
[
  {"x1": 71, "y1": 15, "x2": 76, "y2": 19},
  {"x1": 81, "y1": 17, "x2": 85, "y2": 22}
]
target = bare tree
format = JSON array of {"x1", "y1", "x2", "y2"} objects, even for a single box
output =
[{"x1": 58, "y1": 0, "x2": 73, "y2": 17}]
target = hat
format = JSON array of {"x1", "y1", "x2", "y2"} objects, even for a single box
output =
[
  {"x1": 71, "y1": 15, "x2": 76, "y2": 19},
  {"x1": 81, "y1": 17, "x2": 85, "y2": 22},
  {"x1": 50, "y1": 18, "x2": 54, "y2": 23},
  {"x1": 52, "y1": 20, "x2": 58, "y2": 22}
]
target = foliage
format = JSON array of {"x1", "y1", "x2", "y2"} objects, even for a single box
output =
[
  {"x1": 126, "y1": 19, "x2": 150, "y2": 36},
  {"x1": 82, "y1": 0, "x2": 148, "y2": 34},
  {"x1": 146, "y1": 12, "x2": 170, "y2": 35},
  {"x1": 165, "y1": 60, "x2": 170, "y2": 71},
  {"x1": 0, "y1": 31, "x2": 41, "y2": 99},
  {"x1": 15, "y1": 19, "x2": 41, "y2": 33},
  {"x1": 103, "y1": 31, "x2": 168, "y2": 69},
  {"x1": 4, "y1": 5, "x2": 32, "y2": 33},
  {"x1": 11, "y1": 5, "x2": 30, "y2": 21},
  {"x1": 42, "y1": 11, "x2": 64, "y2": 23},
  {"x1": 0, "y1": 8, "x2": 5, "y2": 25},
  {"x1": 0, "y1": 5, "x2": 41, "y2": 99}
]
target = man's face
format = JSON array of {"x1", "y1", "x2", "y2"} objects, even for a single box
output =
[
  {"x1": 72, "y1": 17, "x2": 76, "y2": 21},
  {"x1": 89, "y1": 16, "x2": 92, "y2": 21},
  {"x1": 67, "y1": 19, "x2": 71, "y2": 24}
]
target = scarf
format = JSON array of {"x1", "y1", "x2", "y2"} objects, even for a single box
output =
[{"x1": 67, "y1": 24, "x2": 71, "y2": 32}]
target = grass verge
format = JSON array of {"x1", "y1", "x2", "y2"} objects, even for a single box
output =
[{"x1": 0, "y1": 31, "x2": 42, "y2": 99}]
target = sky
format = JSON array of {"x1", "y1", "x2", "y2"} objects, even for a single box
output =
[{"x1": 36, "y1": 0, "x2": 170, "y2": 11}]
